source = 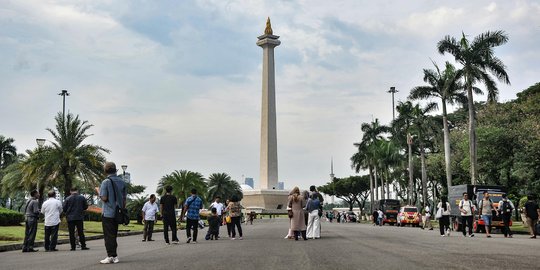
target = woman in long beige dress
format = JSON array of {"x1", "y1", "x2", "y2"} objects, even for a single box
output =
[{"x1": 288, "y1": 187, "x2": 307, "y2": 240}]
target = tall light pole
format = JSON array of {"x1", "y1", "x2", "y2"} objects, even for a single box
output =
[
  {"x1": 121, "y1": 165, "x2": 128, "y2": 182},
  {"x1": 387, "y1": 87, "x2": 398, "y2": 121},
  {"x1": 58, "y1": 90, "x2": 70, "y2": 120}
]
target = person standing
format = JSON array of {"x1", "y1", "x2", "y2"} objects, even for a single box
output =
[
  {"x1": 142, "y1": 194, "x2": 159, "y2": 242},
  {"x1": 97, "y1": 162, "x2": 127, "y2": 264},
  {"x1": 459, "y1": 192, "x2": 475, "y2": 237},
  {"x1": 22, "y1": 190, "x2": 40, "y2": 253},
  {"x1": 437, "y1": 197, "x2": 452, "y2": 237},
  {"x1": 182, "y1": 189, "x2": 203, "y2": 243},
  {"x1": 288, "y1": 187, "x2": 307, "y2": 240},
  {"x1": 524, "y1": 195, "x2": 540, "y2": 239},
  {"x1": 227, "y1": 195, "x2": 244, "y2": 240},
  {"x1": 209, "y1": 196, "x2": 224, "y2": 227},
  {"x1": 377, "y1": 209, "x2": 384, "y2": 226},
  {"x1": 41, "y1": 190, "x2": 62, "y2": 252},
  {"x1": 497, "y1": 194, "x2": 514, "y2": 238},
  {"x1": 372, "y1": 209, "x2": 379, "y2": 226},
  {"x1": 422, "y1": 205, "x2": 433, "y2": 230},
  {"x1": 160, "y1": 186, "x2": 179, "y2": 245},
  {"x1": 306, "y1": 193, "x2": 321, "y2": 239},
  {"x1": 63, "y1": 187, "x2": 89, "y2": 251},
  {"x1": 479, "y1": 191, "x2": 496, "y2": 238}
]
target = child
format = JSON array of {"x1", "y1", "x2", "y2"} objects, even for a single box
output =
[{"x1": 205, "y1": 208, "x2": 220, "y2": 240}]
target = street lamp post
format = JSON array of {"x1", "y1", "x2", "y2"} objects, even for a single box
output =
[
  {"x1": 387, "y1": 87, "x2": 398, "y2": 121},
  {"x1": 121, "y1": 165, "x2": 128, "y2": 182},
  {"x1": 58, "y1": 90, "x2": 70, "y2": 120}
]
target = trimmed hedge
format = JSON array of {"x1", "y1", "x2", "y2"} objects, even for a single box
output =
[{"x1": 0, "y1": 207, "x2": 25, "y2": 226}]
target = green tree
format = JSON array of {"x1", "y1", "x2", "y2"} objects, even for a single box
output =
[
  {"x1": 126, "y1": 195, "x2": 148, "y2": 224},
  {"x1": 156, "y1": 170, "x2": 207, "y2": 205},
  {"x1": 438, "y1": 30, "x2": 510, "y2": 185},
  {"x1": 206, "y1": 172, "x2": 242, "y2": 202},
  {"x1": 409, "y1": 61, "x2": 467, "y2": 191},
  {"x1": 319, "y1": 176, "x2": 370, "y2": 212},
  {"x1": 0, "y1": 136, "x2": 17, "y2": 169}
]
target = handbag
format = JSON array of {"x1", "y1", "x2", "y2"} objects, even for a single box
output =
[
  {"x1": 288, "y1": 209, "x2": 293, "y2": 218},
  {"x1": 225, "y1": 215, "x2": 232, "y2": 223},
  {"x1": 109, "y1": 177, "x2": 130, "y2": 225},
  {"x1": 435, "y1": 207, "x2": 443, "y2": 219}
]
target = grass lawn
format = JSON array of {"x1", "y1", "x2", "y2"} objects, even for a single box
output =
[{"x1": 0, "y1": 220, "x2": 155, "y2": 245}]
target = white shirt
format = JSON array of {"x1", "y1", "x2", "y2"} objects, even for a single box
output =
[
  {"x1": 42, "y1": 198, "x2": 62, "y2": 226},
  {"x1": 425, "y1": 206, "x2": 431, "y2": 217},
  {"x1": 209, "y1": 202, "x2": 225, "y2": 215},
  {"x1": 437, "y1": 202, "x2": 452, "y2": 216},
  {"x1": 459, "y1": 199, "x2": 474, "y2": 216},
  {"x1": 142, "y1": 201, "x2": 159, "y2": 221}
]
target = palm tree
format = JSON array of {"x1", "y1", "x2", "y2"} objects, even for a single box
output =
[
  {"x1": 28, "y1": 113, "x2": 109, "y2": 198},
  {"x1": 351, "y1": 142, "x2": 375, "y2": 212},
  {"x1": 156, "y1": 170, "x2": 207, "y2": 205},
  {"x1": 206, "y1": 173, "x2": 242, "y2": 202},
  {"x1": 410, "y1": 103, "x2": 439, "y2": 208},
  {"x1": 409, "y1": 61, "x2": 467, "y2": 191},
  {"x1": 126, "y1": 195, "x2": 148, "y2": 224},
  {"x1": 0, "y1": 136, "x2": 17, "y2": 169},
  {"x1": 438, "y1": 30, "x2": 510, "y2": 185},
  {"x1": 393, "y1": 101, "x2": 415, "y2": 204}
]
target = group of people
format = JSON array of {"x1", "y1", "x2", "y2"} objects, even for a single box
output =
[
  {"x1": 435, "y1": 191, "x2": 540, "y2": 238},
  {"x1": 22, "y1": 187, "x2": 90, "y2": 253},
  {"x1": 284, "y1": 185, "x2": 323, "y2": 241}
]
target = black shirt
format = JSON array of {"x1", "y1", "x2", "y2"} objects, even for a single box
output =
[
  {"x1": 207, "y1": 215, "x2": 220, "y2": 233},
  {"x1": 524, "y1": 200, "x2": 539, "y2": 220},
  {"x1": 63, "y1": 193, "x2": 88, "y2": 221},
  {"x1": 160, "y1": 194, "x2": 178, "y2": 217}
]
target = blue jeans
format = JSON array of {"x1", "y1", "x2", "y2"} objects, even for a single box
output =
[{"x1": 481, "y1": 215, "x2": 492, "y2": 226}]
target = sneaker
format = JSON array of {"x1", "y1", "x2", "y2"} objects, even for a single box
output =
[
  {"x1": 186, "y1": 237, "x2": 192, "y2": 243},
  {"x1": 487, "y1": 235, "x2": 492, "y2": 238},
  {"x1": 441, "y1": 235, "x2": 445, "y2": 237},
  {"x1": 81, "y1": 247, "x2": 90, "y2": 250},
  {"x1": 172, "y1": 240, "x2": 179, "y2": 245},
  {"x1": 142, "y1": 239, "x2": 146, "y2": 242},
  {"x1": 238, "y1": 237, "x2": 243, "y2": 240},
  {"x1": 469, "y1": 234, "x2": 475, "y2": 238},
  {"x1": 446, "y1": 229, "x2": 450, "y2": 237},
  {"x1": 231, "y1": 237, "x2": 236, "y2": 240},
  {"x1": 192, "y1": 241, "x2": 197, "y2": 244},
  {"x1": 112, "y1": 257, "x2": 119, "y2": 264},
  {"x1": 100, "y1": 257, "x2": 114, "y2": 264}
]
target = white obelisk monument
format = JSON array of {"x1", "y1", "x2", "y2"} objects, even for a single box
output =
[
  {"x1": 242, "y1": 18, "x2": 289, "y2": 213},
  {"x1": 257, "y1": 17, "x2": 280, "y2": 190}
]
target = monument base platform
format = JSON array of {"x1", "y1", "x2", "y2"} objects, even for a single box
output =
[{"x1": 242, "y1": 189, "x2": 289, "y2": 214}]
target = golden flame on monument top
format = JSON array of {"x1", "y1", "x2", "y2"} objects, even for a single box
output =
[{"x1": 264, "y1": 17, "x2": 273, "y2": 35}]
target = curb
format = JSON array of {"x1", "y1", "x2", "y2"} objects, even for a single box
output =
[{"x1": 0, "y1": 229, "x2": 164, "y2": 253}]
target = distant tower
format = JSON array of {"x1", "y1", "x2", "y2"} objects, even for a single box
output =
[
  {"x1": 330, "y1": 157, "x2": 335, "y2": 204},
  {"x1": 257, "y1": 17, "x2": 280, "y2": 190}
]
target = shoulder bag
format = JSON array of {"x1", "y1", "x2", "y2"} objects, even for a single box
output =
[{"x1": 109, "y1": 178, "x2": 130, "y2": 225}]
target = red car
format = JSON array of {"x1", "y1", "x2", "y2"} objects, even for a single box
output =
[{"x1": 397, "y1": 206, "x2": 421, "y2": 227}]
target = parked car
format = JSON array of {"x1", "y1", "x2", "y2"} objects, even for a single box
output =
[
  {"x1": 397, "y1": 206, "x2": 421, "y2": 227},
  {"x1": 346, "y1": 211, "x2": 357, "y2": 222}
]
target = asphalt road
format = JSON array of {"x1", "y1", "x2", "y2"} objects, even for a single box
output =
[{"x1": 1, "y1": 219, "x2": 538, "y2": 270}]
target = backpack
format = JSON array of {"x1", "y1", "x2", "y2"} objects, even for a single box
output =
[{"x1": 502, "y1": 200, "x2": 513, "y2": 213}]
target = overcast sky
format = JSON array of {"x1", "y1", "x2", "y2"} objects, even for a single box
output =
[{"x1": 1, "y1": 1, "x2": 539, "y2": 196}]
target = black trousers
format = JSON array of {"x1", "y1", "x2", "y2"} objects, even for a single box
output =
[
  {"x1": 44, "y1": 224, "x2": 59, "y2": 250},
  {"x1": 143, "y1": 220, "x2": 155, "y2": 240},
  {"x1": 186, "y1": 218, "x2": 198, "y2": 241},
  {"x1": 163, "y1": 215, "x2": 178, "y2": 243},
  {"x1": 22, "y1": 218, "x2": 38, "y2": 250},
  {"x1": 501, "y1": 213, "x2": 513, "y2": 237},
  {"x1": 226, "y1": 220, "x2": 232, "y2": 236},
  {"x1": 102, "y1": 217, "x2": 119, "y2": 257},
  {"x1": 461, "y1": 216, "x2": 473, "y2": 236},
  {"x1": 68, "y1": 220, "x2": 86, "y2": 249},
  {"x1": 438, "y1": 215, "x2": 450, "y2": 235},
  {"x1": 231, "y1": 216, "x2": 243, "y2": 238}
]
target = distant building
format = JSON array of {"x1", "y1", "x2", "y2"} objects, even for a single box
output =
[
  {"x1": 278, "y1": 182, "x2": 284, "y2": 190},
  {"x1": 244, "y1": 178, "x2": 254, "y2": 188}
]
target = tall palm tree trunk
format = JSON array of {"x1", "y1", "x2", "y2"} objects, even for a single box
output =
[
  {"x1": 369, "y1": 165, "x2": 374, "y2": 213},
  {"x1": 374, "y1": 166, "x2": 379, "y2": 201},
  {"x1": 420, "y1": 142, "x2": 428, "y2": 208},
  {"x1": 466, "y1": 81, "x2": 478, "y2": 185},
  {"x1": 442, "y1": 102, "x2": 452, "y2": 192},
  {"x1": 380, "y1": 170, "x2": 385, "y2": 200},
  {"x1": 407, "y1": 134, "x2": 413, "y2": 205}
]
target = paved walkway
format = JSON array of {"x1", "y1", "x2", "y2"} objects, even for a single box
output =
[{"x1": 1, "y1": 219, "x2": 537, "y2": 270}]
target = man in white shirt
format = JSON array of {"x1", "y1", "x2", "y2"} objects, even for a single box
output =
[
  {"x1": 142, "y1": 194, "x2": 159, "y2": 242},
  {"x1": 459, "y1": 192, "x2": 475, "y2": 237},
  {"x1": 41, "y1": 190, "x2": 63, "y2": 251},
  {"x1": 422, "y1": 205, "x2": 433, "y2": 230},
  {"x1": 209, "y1": 197, "x2": 225, "y2": 226}
]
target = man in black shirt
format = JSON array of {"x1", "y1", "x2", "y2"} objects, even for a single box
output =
[
  {"x1": 63, "y1": 187, "x2": 89, "y2": 251},
  {"x1": 160, "y1": 186, "x2": 179, "y2": 244},
  {"x1": 524, "y1": 195, "x2": 540, "y2": 239}
]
